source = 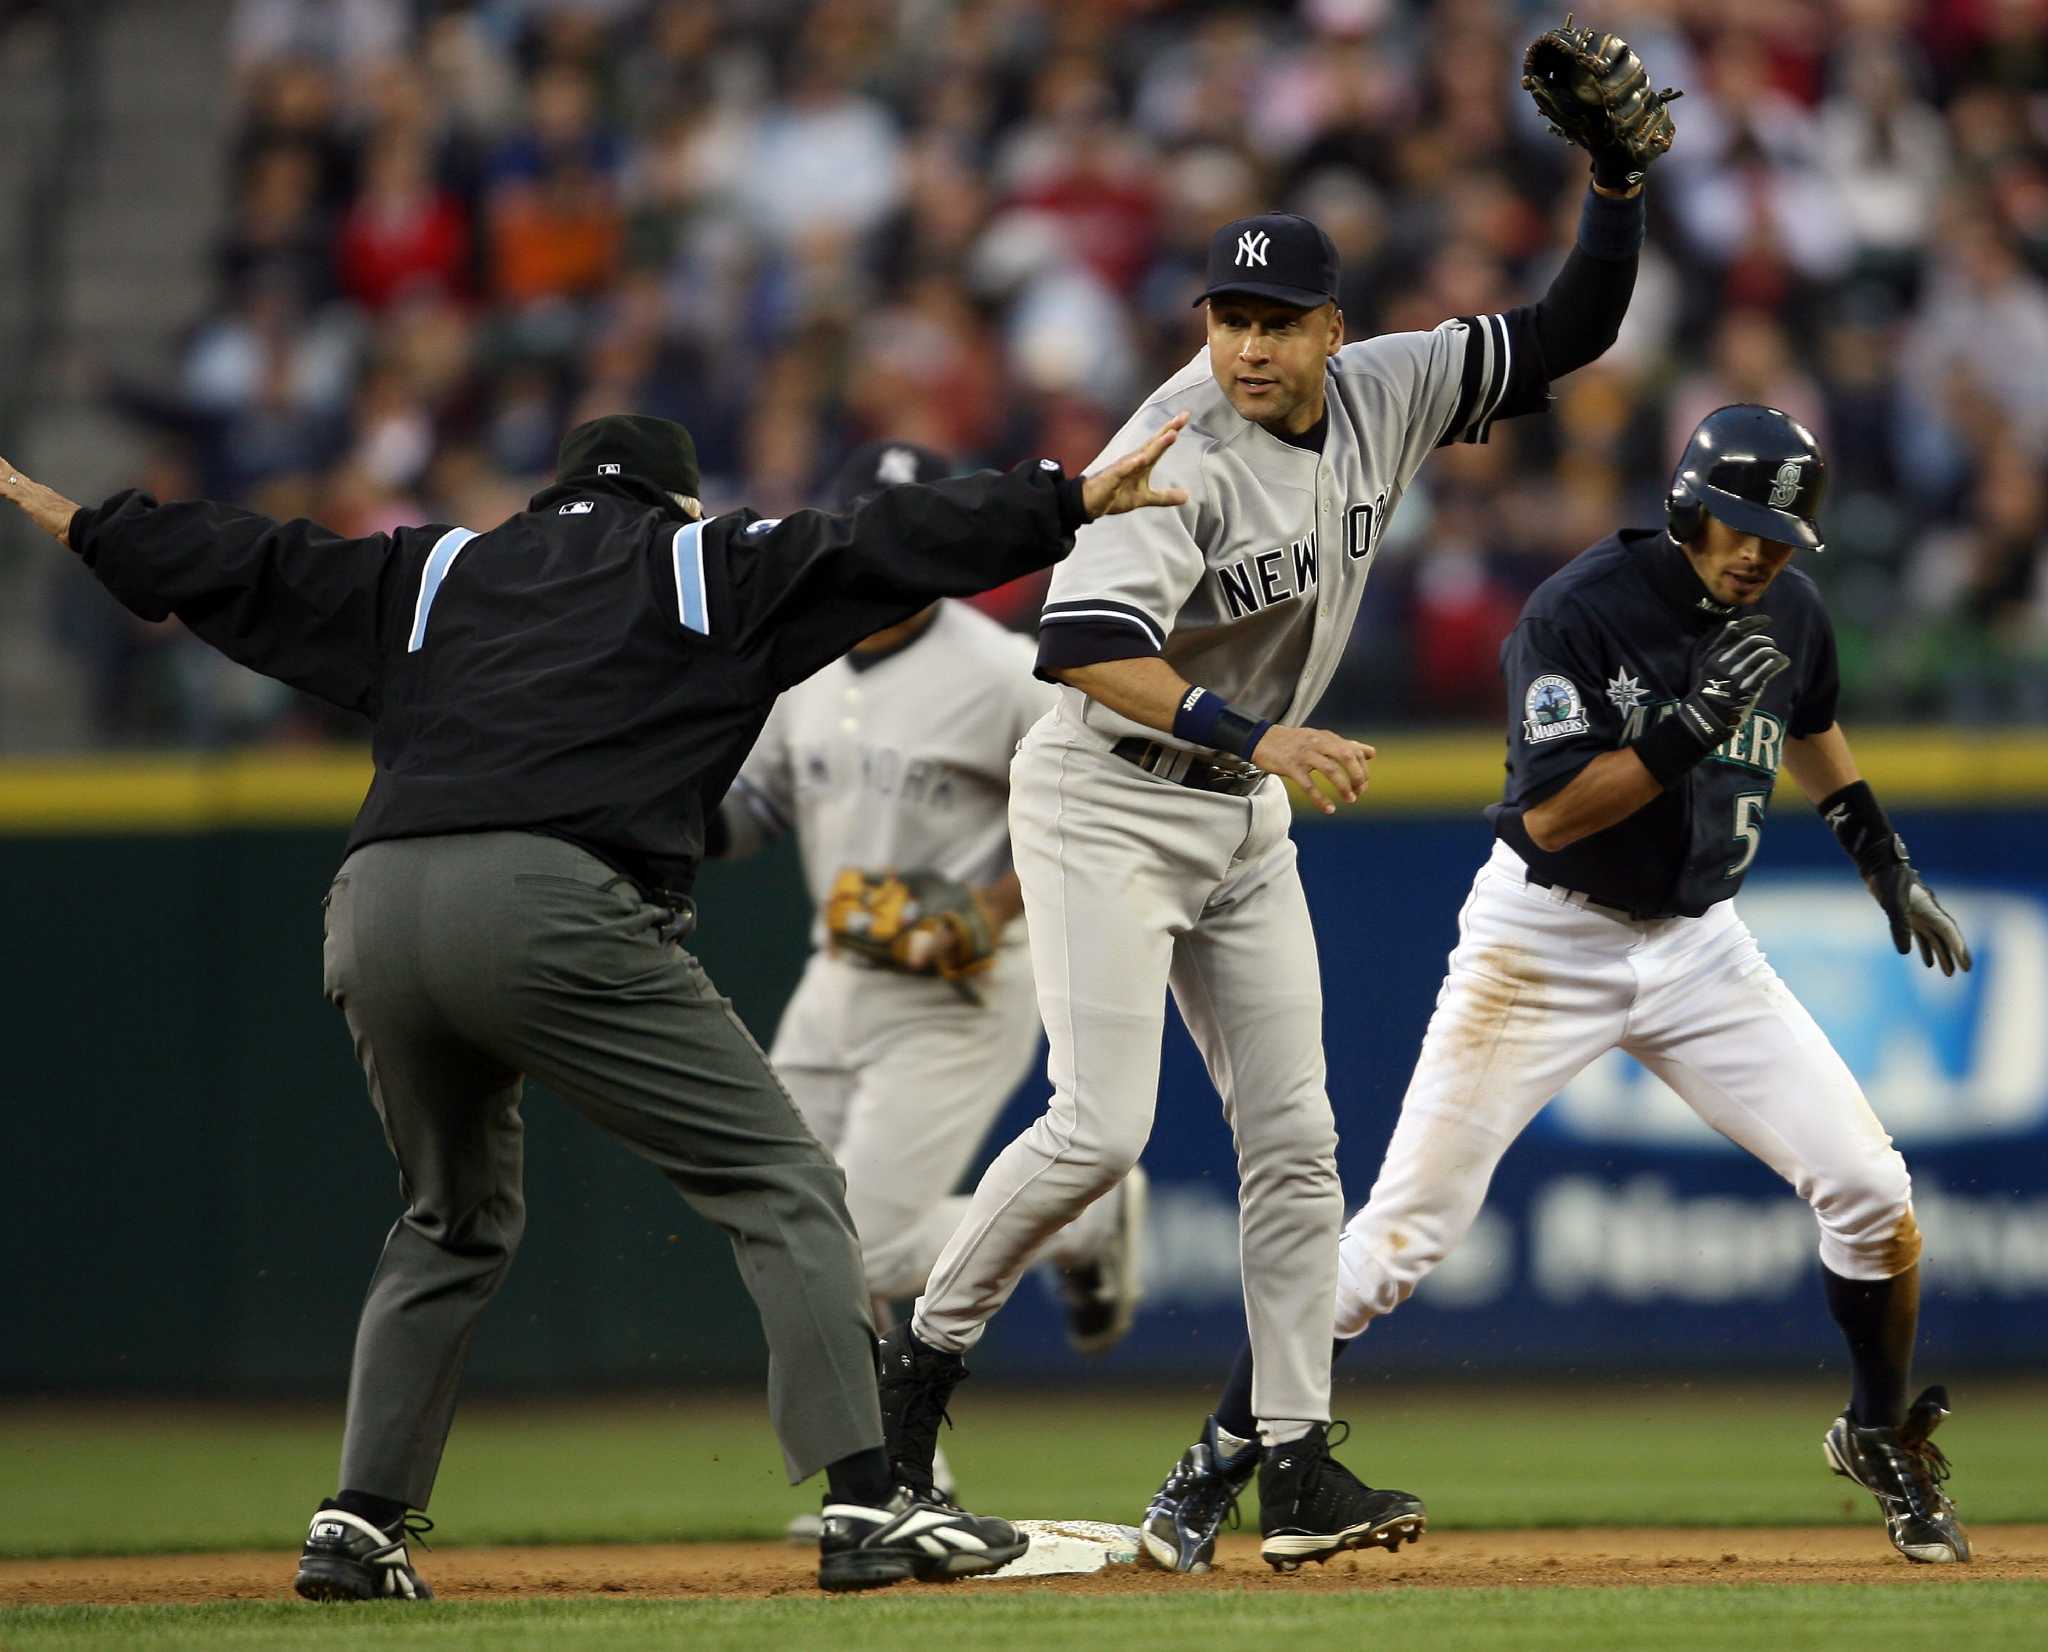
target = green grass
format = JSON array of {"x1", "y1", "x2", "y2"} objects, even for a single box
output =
[
  {"x1": 6, "y1": 1586, "x2": 2048, "y2": 1652},
  {"x1": 3, "y1": 1379, "x2": 2045, "y2": 1559}
]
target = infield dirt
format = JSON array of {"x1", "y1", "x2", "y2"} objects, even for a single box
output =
[{"x1": 5, "y1": 1526, "x2": 2045, "y2": 1607}]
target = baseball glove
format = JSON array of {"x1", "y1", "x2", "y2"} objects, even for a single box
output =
[
  {"x1": 1521, "y1": 15, "x2": 1680, "y2": 190},
  {"x1": 825, "y1": 867, "x2": 998, "y2": 984}
]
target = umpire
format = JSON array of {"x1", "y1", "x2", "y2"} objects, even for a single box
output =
[{"x1": 0, "y1": 410, "x2": 1187, "y2": 1598}]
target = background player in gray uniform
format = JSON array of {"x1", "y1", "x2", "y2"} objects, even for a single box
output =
[
  {"x1": 1138, "y1": 406, "x2": 1973, "y2": 1573},
  {"x1": 879, "y1": 28, "x2": 1673, "y2": 1571},
  {"x1": 711, "y1": 442, "x2": 1147, "y2": 1530}
]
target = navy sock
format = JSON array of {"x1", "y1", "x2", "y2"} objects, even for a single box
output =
[
  {"x1": 1823, "y1": 1264, "x2": 1918, "y2": 1430},
  {"x1": 333, "y1": 1489, "x2": 407, "y2": 1531},
  {"x1": 825, "y1": 1446, "x2": 894, "y2": 1508},
  {"x1": 1213, "y1": 1337, "x2": 1353, "y2": 1443}
]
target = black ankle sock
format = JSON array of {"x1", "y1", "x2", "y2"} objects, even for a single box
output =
[
  {"x1": 1213, "y1": 1337, "x2": 1352, "y2": 1443},
  {"x1": 1823, "y1": 1264, "x2": 1918, "y2": 1429},
  {"x1": 334, "y1": 1489, "x2": 407, "y2": 1530},
  {"x1": 825, "y1": 1447, "x2": 893, "y2": 1508}
]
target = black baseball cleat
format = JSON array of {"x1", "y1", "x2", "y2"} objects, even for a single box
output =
[
  {"x1": 293, "y1": 1502, "x2": 435, "y2": 1601},
  {"x1": 818, "y1": 1488, "x2": 1028, "y2": 1591},
  {"x1": 877, "y1": 1320, "x2": 970, "y2": 1500},
  {"x1": 1823, "y1": 1384, "x2": 1971, "y2": 1563},
  {"x1": 1057, "y1": 1166, "x2": 1149, "y2": 1355},
  {"x1": 1139, "y1": 1413, "x2": 1260, "y2": 1572},
  {"x1": 1257, "y1": 1421, "x2": 1427, "y2": 1572}
]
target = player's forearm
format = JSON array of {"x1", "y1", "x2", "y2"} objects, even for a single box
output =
[
  {"x1": 1529, "y1": 190, "x2": 1645, "y2": 378},
  {"x1": 1050, "y1": 656, "x2": 1197, "y2": 735},
  {"x1": 1521, "y1": 747, "x2": 1663, "y2": 851},
  {"x1": 1784, "y1": 723, "x2": 1860, "y2": 804}
]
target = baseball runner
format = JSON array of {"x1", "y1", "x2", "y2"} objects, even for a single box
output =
[
  {"x1": 877, "y1": 21, "x2": 1676, "y2": 1570},
  {"x1": 708, "y1": 441, "x2": 1149, "y2": 1534},
  {"x1": 1138, "y1": 404, "x2": 1974, "y2": 1573},
  {"x1": 0, "y1": 409, "x2": 1191, "y2": 1598}
]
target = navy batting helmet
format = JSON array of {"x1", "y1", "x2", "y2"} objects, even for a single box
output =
[{"x1": 1666, "y1": 404, "x2": 1826, "y2": 553}]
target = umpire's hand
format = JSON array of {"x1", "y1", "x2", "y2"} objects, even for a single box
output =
[
  {"x1": 1251, "y1": 724, "x2": 1376, "y2": 816},
  {"x1": 0, "y1": 457, "x2": 81, "y2": 547},
  {"x1": 1081, "y1": 413, "x2": 1192, "y2": 520}
]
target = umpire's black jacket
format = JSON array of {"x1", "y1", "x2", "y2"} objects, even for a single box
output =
[{"x1": 69, "y1": 464, "x2": 1087, "y2": 901}]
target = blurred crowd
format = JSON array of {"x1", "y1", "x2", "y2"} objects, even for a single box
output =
[{"x1": 59, "y1": 0, "x2": 2048, "y2": 741}]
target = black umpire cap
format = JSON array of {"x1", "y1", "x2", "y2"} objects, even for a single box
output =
[
  {"x1": 829, "y1": 440, "x2": 954, "y2": 509},
  {"x1": 1193, "y1": 213, "x2": 1340, "y2": 310},
  {"x1": 555, "y1": 414, "x2": 701, "y2": 501}
]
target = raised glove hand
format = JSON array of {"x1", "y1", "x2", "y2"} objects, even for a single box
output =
[
  {"x1": 1865, "y1": 863, "x2": 1972, "y2": 977},
  {"x1": 1522, "y1": 15, "x2": 1680, "y2": 190},
  {"x1": 825, "y1": 867, "x2": 999, "y2": 984}
]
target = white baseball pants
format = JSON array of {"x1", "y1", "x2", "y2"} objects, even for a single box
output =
[
  {"x1": 1335, "y1": 840, "x2": 1919, "y2": 1338},
  {"x1": 915, "y1": 723, "x2": 1342, "y2": 1429}
]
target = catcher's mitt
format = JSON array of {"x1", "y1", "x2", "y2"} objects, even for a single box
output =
[
  {"x1": 1522, "y1": 14, "x2": 1679, "y2": 190},
  {"x1": 825, "y1": 867, "x2": 998, "y2": 984}
]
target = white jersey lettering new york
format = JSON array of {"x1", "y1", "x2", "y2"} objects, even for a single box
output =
[{"x1": 1041, "y1": 318, "x2": 1517, "y2": 746}]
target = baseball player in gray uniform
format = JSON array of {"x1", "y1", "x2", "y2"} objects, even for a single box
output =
[
  {"x1": 714, "y1": 443, "x2": 1148, "y2": 1307},
  {"x1": 712, "y1": 442, "x2": 1148, "y2": 1531},
  {"x1": 878, "y1": 74, "x2": 1663, "y2": 1565}
]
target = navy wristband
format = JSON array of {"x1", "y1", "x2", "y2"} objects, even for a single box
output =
[
  {"x1": 1173, "y1": 687, "x2": 1270, "y2": 760},
  {"x1": 1578, "y1": 185, "x2": 1646, "y2": 261}
]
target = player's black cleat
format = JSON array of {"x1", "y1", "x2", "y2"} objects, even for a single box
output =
[
  {"x1": 1256, "y1": 1421, "x2": 1427, "y2": 1572},
  {"x1": 877, "y1": 1320, "x2": 970, "y2": 1501},
  {"x1": 818, "y1": 1488, "x2": 1027, "y2": 1591},
  {"x1": 1056, "y1": 1167, "x2": 1149, "y2": 1355},
  {"x1": 1823, "y1": 1384, "x2": 1971, "y2": 1563},
  {"x1": 292, "y1": 1502, "x2": 435, "y2": 1601},
  {"x1": 1139, "y1": 1413, "x2": 1260, "y2": 1572}
]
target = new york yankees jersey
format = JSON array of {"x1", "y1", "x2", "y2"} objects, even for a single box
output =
[
  {"x1": 1035, "y1": 315, "x2": 1547, "y2": 745},
  {"x1": 726, "y1": 600, "x2": 1056, "y2": 942},
  {"x1": 1489, "y1": 527, "x2": 1841, "y2": 918}
]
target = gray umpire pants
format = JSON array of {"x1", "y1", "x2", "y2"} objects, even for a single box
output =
[{"x1": 320, "y1": 831, "x2": 881, "y2": 1509}]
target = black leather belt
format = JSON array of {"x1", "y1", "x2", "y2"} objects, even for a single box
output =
[{"x1": 1110, "y1": 737, "x2": 1268, "y2": 798}]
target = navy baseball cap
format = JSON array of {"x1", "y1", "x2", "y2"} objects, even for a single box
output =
[
  {"x1": 829, "y1": 440, "x2": 953, "y2": 509},
  {"x1": 1193, "y1": 213, "x2": 1340, "y2": 310}
]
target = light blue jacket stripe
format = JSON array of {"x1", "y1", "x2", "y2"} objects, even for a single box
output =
[
  {"x1": 406, "y1": 527, "x2": 478, "y2": 653},
  {"x1": 672, "y1": 521, "x2": 710, "y2": 635}
]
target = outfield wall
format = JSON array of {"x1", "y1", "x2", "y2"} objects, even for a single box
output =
[{"x1": 6, "y1": 734, "x2": 2046, "y2": 1393}]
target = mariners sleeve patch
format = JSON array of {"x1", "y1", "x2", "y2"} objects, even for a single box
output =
[{"x1": 1522, "y1": 674, "x2": 1590, "y2": 743}]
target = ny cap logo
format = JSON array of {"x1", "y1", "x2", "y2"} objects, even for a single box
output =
[
  {"x1": 1235, "y1": 230, "x2": 1270, "y2": 269},
  {"x1": 877, "y1": 446, "x2": 920, "y2": 485},
  {"x1": 1767, "y1": 459, "x2": 1801, "y2": 509}
]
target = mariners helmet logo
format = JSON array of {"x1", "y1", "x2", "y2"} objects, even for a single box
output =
[
  {"x1": 1235, "y1": 230, "x2": 1270, "y2": 269},
  {"x1": 877, "y1": 446, "x2": 920, "y2": 485},
  {"x1": 1767, "y1": 459, "x2": 1802, "y2": 510}
]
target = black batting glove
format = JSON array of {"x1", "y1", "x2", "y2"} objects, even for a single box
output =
[
  {"x1": 1821, "y1": 780, "x2": 1972, "y2": 976},
  {"x1": 1633, "y1": 615, "x2": 1789, "y2": 787}
]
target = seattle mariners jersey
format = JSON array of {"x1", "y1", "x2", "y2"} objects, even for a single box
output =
[
  {"x1": 1035, "y1": 315, "x2": 1546, "y2": 744},
  {"x1": 1490, "y1": 527, "x2": 1841, "y2": 918},
  {"x1": 727, "y1": 600, "x2": 1055, "y2": 937}
]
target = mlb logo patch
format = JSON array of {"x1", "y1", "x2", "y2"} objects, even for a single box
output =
[
  {"x1": 598, "y1": 462, "x2": 621, "y2": 475},
  {"x1": 559, "y1": 500, "x2": 595, "y2": 515}
]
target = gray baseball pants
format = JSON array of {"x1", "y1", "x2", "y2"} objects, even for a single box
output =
[
  {"x1": 321, "y1": 831, "x2": 881, "y2": 1509},
  {"x1": 915, "y1": 721, "x2": 1343, "y2": 1433}
]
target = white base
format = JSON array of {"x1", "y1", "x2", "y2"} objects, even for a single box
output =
[{"x1": 973, "y1": 1520, "x2": 1143, "y2": 1580}]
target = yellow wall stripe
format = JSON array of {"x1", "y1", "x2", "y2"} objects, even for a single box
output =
[{"x1": 0, "y1": 729, "x2": 2042, "y2": 833}]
